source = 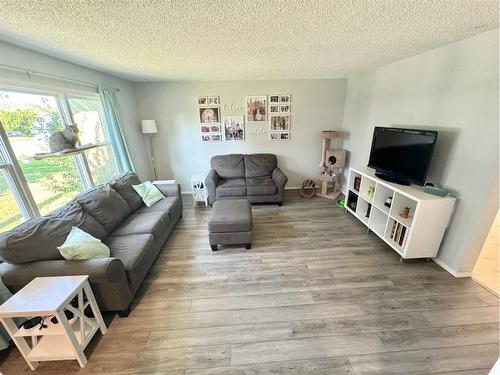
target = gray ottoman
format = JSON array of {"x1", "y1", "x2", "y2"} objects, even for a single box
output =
[{"x1": 208, "y1": 200, "x2": 252, "y2": 251}]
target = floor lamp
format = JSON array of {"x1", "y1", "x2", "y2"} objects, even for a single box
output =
[{"x1": 141, "y1": 119, "x2": 158, "y2": 180}]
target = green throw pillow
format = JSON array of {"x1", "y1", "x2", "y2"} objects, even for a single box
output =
[
  {"x1": 57, "y1": 227, "x2": 110, "y2": 260},
  {"x1": 132, "y1": 181, "x2": 165, "y2": 207}
]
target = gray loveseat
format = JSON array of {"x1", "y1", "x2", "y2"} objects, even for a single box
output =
[
  {"x1": 205, "y1": 154, "x2": 288, "y2": 205},
  {"x1": 0, "y1": 172, "x2": 182, "y2": 316}
]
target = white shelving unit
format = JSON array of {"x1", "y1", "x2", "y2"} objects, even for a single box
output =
[{"x1": 345, "y1": 167, "x2": 456, "y2": 259}]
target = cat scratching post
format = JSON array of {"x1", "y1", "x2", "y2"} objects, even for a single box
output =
[{"x1": 317, "y1": 131, "x2": 346, "y2": 200}]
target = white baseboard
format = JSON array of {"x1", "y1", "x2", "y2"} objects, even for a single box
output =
[{"x1": 432, "y1": 257, "x2": 472, "y2": 278}]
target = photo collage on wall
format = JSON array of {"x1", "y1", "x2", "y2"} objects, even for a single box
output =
[
  {"x1": 268, "y1": 95, "x2": 291, "y2": 140},
  {"x1": 198, "y1": 96, "x2": 221, "y2": 142}
]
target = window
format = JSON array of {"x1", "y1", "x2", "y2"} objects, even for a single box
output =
[
  {"x1": 0, "y1": 87, "x2": 124, "y2": 231},
  {"x1": 67, "y1": 96, "x2": 119, "y2": 185},
  {"x1": 0, "y1": 171, "x2": 23, "y2": 232},
  {"x1": 1, "y1": 91, "x2": 84, "y2": 215}
]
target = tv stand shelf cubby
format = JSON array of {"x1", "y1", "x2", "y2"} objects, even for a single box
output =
[{"x1": 346, "y1": 167, "x2": 456, "y2": 259}]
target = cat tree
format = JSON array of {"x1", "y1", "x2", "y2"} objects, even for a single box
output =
[{"x1": 316, "y1": 130, "x2": 346, "y2": 200}]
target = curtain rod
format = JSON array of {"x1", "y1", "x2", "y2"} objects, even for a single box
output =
[{"x1": 0, "y1": 63, "x2": 98, "y2": 89}]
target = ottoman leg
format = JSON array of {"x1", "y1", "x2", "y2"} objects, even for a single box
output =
[
  {"x1": 245, "y1": 243, "x2": 251, "y2": 249},
  {"x1": 211, "y1": 245, "x2": 218, "y2": 251}
]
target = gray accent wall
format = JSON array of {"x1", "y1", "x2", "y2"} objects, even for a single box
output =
[
  {"x1": 341, "y1": 29, "x2": 499, "y2": 275},
  {"x1": 135, "y1": 79, "x2": 347, "y2": 189}
]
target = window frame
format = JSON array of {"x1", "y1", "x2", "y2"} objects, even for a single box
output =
[{"x1": 0, "y1": 84, "x2": 119, "y2": 226}]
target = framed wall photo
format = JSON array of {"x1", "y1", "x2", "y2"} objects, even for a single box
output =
[
  {"x1": 207, "y1": 96, "x2": 220, "y2": 105},
  {"x1": 246, "y1": 96, "x2": 267, "y2": 123},
  {"x1": 200, "y1": 125, "x2": 210, "y2": 133},
  {"x1": 223, "y1": 115, "x2": 245, "y2": 141},
  {"x1": 269, "y1": 132, "x2": 280, "y2": 141},
  {"x1": 210, "y1": 124, "x2": 221, "y2": 133},
  {"x1": 279, "y1": 95, "x2": 291, "y2": 103},
  {"x1": 211, "y1": 134, "x2": 222, "y2": 142},
  {"x1": 201, "y1": 135, "x2": 211, "y2": 142},
  {"x1": 269, "y1": 95, "x2": 279, "y2": 104},
  {"x1": 198, "y1": 96, "x2": 208, "y2": 105},
  {"x1": 269, "y1": 115, "x2": 290, "y2": 131},
  {"x1": 199, "y1": 107, "x2": 220, "y2": 123},
  {"x1": 280, "y1": 104, "x2": 290, "y2": 113},
  {"x1": 269, "y1": 105, "x2": 279, "y2": 113},
  {"x1": 280, "y1": 132, "x2": 290, "y2": 140}
]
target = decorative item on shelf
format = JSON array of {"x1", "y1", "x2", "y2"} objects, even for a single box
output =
[
  {"x1": 354, "y1": 177, "x2": 361, "y2": 191},
  {"x1": 191, "y1": 174, "x2": 208, "y2": 207},
  {"x1": 384, "y1": 196, "x2": 393, "y2": 208},
  {"x1": 300, "y1": 179, "x2": 316, "y2": 198},
  {"x1": 316, "y1": 131, "x2": 346, "y2": 200},
  {"x1": 424, "y1": 183, "x2": 449, "y2": 197},
  {"x1": 367, "y1": 185, "x2": 375, "y2": 200},
  {"x1": 400, "y1": 206, "x2": 411, "y2": 219},
  {"x1": 141, "y1": 119, "x2": 159, "y2": 180},
  {"x1": 366, "y1": 203, "x2": 372, "y2": 218}
]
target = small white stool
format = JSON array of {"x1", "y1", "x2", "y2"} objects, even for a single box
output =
[
  {"x1": 191, "y1": 174, "x2": 208, "y2": 207},
  {"x1": 0, "y1": 276, "x2": 106, "y2": 370}
]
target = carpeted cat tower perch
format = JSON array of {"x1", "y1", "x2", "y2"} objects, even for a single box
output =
[{"x1": 316, "y1": 131, "x2": 346, "y2": 200}]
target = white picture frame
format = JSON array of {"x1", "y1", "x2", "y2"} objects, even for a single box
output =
[
  {"x1": 223, "y1": 115, "x2": 245, "y2": 141},
  {"x1": 269, "y1": 115, "x2": 290, "y2": 131},
  {"x1": 246, "y1": 95, "x2": 267, "y2": 123}
]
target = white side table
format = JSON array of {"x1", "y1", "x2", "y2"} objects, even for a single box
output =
[
  {"x1": 0, "y1": 276, "x2": 106, "y2": 370},
  {"x1": 191, "y1": 174, "x2": 208, "y2": 207}
]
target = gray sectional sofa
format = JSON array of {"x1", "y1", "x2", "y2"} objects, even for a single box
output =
[
  {"x1": 0, "y1": 172, "x2": 182, "y2": 316},
  {"x1": 205, "y1": 154, "x2": 288, "y2": 205}
]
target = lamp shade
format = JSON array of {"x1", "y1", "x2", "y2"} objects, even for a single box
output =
[{"x1": 141, "y1": 120, "x2": 158, "y2": 134}]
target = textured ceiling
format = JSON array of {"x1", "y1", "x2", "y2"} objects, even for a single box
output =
[{"x1": 0, "y1": 0, "x2": 498, "y2": 81}]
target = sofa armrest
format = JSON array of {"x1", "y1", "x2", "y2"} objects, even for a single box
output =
[
  {"x1": 153, "y1": 182, "x2": 181, "y2": 199},
  {"x1": 272, "y1": 167, "x2": 288, "y2": 202},
  {"x1": 205, "y1": 169, "x2": 219, "y2": 205},
  {"x1": 0, "y1": 258, "x2": 133, "y2": 312},
  {"x1": 0, "y1": 257, "x2": 130, "y2": 292},
  {"x1": 154, "y1": 182, "x2": 183, "y2": 215}
]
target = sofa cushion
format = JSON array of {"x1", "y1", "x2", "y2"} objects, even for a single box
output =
[
  {"x1": 136, "y1": 197, "x2": 182, "y2": 219},
  {"x1": 216, "y1": 179, "x2": 247, "y2": 198},
  {"x1": 211, "y1": 154, "x2": 245, "y2": 179},
  {"x1": 246, "y1": 178, "x2": 277, "y2": 196},
  {"x1": 244, "y1": 154, "x2": 277, "y2": 178},
  {"x1": 113, "y1": 211, "x2": 169, "y2": 239},
  {"x1": 51, "y1": 202, "x2": 109, "y2": 241},
  {"x1": 105, "y1": 234, "x2": 155, "y2": 293},
  {"x1": 109, "y1": 172, "x2": 143, "y2": 211},
  {"x1": 76, "y1": 184, "x2": 131, "y2": 233},
  {"x1": 0, "y1": 203, "x2": 88, "y2": 264}
]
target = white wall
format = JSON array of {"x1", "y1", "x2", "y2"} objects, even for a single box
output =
[
  {"x1": 341, "y1": 29, "x2": 499, "y2": 275},
  {"x1": 135, "y1": 79, "x2": 347, "y2": 190},
  {"x1": 0, "y1": 41, "x2": 151, "y2": 180}
]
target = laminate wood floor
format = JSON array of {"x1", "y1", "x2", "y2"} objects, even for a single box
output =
[{"x1": 1, "y1": 192, "x2": 498, "y2": 374}]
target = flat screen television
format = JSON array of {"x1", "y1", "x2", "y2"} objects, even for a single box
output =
[{"x1": 368, "y1": 127, "x2": 438, "y2": 186}]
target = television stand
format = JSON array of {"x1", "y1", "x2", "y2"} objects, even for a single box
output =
[
  {"x1": 375, "y1": 172, "x2": 410, "y2": 186},
  {"x1": 346, "y1": 167, "x2": 455, "y2": 261}
]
